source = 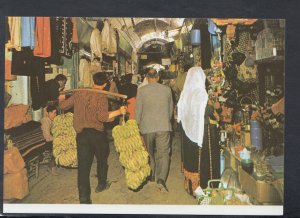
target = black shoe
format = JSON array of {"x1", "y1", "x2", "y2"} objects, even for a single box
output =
[
  {"x1": 157, "y1": 179, "x2": 169, "y2": 193},
  {"x1": 95, "y1": 181, "x2": 112, "y2": 193}
]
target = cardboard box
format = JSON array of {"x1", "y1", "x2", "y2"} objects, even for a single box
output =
[{"x1": 238, "y1": 166, "x2": 282, "y2": 204}]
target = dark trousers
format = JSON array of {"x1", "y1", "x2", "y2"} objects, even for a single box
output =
[{"x1": 76, "y1": 128, "x2": 109, "y2": 203}]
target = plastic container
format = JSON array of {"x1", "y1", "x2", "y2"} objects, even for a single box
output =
[
  {"x1": 191, "y1": 29, "x2": 201, "y2": 45},
  {"x1": 220, "y1": 150, "x2": 225, "y2": 176},
  {"x1": 250, "y1": 120, "x2": 263, "y2": 151},
  {"x1": 241, "y1": 159, "x2": 254, "y2": 175}
]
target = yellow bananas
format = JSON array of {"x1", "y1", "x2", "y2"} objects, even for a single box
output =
[
  {"x1": 52, "y1": 113, "x2": 78, "y2": 168},
  {"x1": 112, "y1": 119, "x2": 151, "y2": 190}
]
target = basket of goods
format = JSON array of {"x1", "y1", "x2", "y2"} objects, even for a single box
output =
[
  {"x1": 197, "y1": 179, "x2": 250, "y2": 205},
  {"x1": 112, "y1": 119, "x2": 151, "y2": 190},
  {"x1": 197, "y1": 180, "x2": 227, "y2": 205}
]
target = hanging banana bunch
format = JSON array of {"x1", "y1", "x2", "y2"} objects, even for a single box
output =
[
  {"x1": 112, "y1": 119, "x2": 151, "y2": 190},
  {"x1": 52, "y1": 113, "x2": 78, "y2": 168}
]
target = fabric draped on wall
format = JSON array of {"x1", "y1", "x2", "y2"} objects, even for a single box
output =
[
  {"x1": 34, "y1": 17, "x2": 51, "y2": 58},
  {"x1": 21, "y1": 17, "x2": 35, "y2": 49},
  {"x1": 7, "y1": 17, "x2": 22, "y2": 51},
  {"x1": 57, "y1": 17, "x2": 73, "y2": 58}
]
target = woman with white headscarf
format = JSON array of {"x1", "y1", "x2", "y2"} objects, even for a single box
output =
[{"x1": 177, "y1": 66, "x2": 220, "y2": 195}]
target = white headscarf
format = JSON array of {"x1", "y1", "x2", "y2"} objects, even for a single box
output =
[{"x1": 177, "y1": 67, "x2": 208, "y2": 147}]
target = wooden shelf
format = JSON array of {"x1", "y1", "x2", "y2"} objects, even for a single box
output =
[{"x1": 255, "y1": 56, "x2": 284, "y2": 64}]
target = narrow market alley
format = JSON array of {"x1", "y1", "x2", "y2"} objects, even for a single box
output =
[{"x1": 17, "y1": 129, "x2": 196, "y2": 205}]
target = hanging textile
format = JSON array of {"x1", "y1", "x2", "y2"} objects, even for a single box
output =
[
  {"x1": 11, "y1": 47, "x2": 33, "y2": 76},
  {"x1": 30, "y1": 57, "x2": 46, "y2": 110},
  {"x1": 21, "y1": 17, "x2": 35, "y2": 49},
  {"x1": 237, "y1": 30, "x2": 251, "y2": 54},
  {"x1": 46, "y1": 17, "x2": 63, "y2": 65},
  {"x1": 7, "y1": 17, "x2": 22, "y2": 51},
  {"x1": 200, "y1": 23, "x2": 212, "y2": 70},
  {"x1": 34, "y1": 17, "x2": 51, "y2": 58},
  {"x1": 5, "y1": 48, "x2": 16, "y2": 81},
  {"x1": 57, "y1": 17, "x2": 73, "y2": 58},
  {"x1": 101, "y1": 20, "x2": 117, "y2": 56},
  {"x1": 5, "y1": 17, "x2": 11, "y2": 44},
  {"x1": 75, "y1": 17, "x2": 93, "y2": 49},
  {"x1": 108, "y1": 26, "x2": 117, "y2": 55},
  {"x1": 72, "y1": 17, "x2": 79, "y2": 44},
  {"x1": 79, "y1": 58, "x2": 91, "y2": 88},
  {"x1": 90, "y1": 28, "x2": 102, "y2": 61}
]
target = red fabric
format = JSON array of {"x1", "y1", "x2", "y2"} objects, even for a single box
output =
[
  {"x1": 72, "y1": 17, "x2": 79, "y2": 43},
  {"x1": 34, "y1": 17, "x2": 51, "y2": 57},
  {"x1": 127, "y1": 97, "x2": 136, "y2": 120},
  {"x1": 5, "y1": 48, "x2": 16, "y2": 81}
]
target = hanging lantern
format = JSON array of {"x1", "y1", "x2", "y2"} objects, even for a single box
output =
[{"x1": 191, "y1": 29, "x2": 201, "y2": 45}]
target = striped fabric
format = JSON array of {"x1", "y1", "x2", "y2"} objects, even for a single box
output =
[
  {"x1": 59, "y1": 90, "x2": 111, "y2": 133},
  {"x1": 4, "y1": 121, "x2": 46, "y2": 159}
]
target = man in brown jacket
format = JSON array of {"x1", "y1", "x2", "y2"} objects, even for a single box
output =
[{"x1": 59, "y1": 72, "x2": 126, "y2": 204}]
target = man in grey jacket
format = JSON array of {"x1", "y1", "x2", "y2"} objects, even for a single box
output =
[{"x1": 135, "y1": 68, "x2": 174, "y2": 192}]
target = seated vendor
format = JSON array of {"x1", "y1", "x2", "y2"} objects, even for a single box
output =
[{"x1": 41, "y1": 105, "x2": 59, "y2": 175}]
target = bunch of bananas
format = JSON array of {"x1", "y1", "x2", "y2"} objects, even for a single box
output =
[
  {"x1": 112, "y1": 119, "x2": 151, "y2": 190},
  {"x1": 52, "y1": 113, "x2": 78, "y2": 168}
]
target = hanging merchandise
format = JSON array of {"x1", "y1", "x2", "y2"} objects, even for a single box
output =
[
  {"x1": 34, "y1": 17, "x2": 51, "y2": 58},
  {"x1": 79, "y1": 58, "x2": 91, "y2": 87},
  {"x1": 200, "y1": 22, "x2": 212, "y2": 69},
  {"x1": 108, "y1": 27, "x2": 117, "y2": 55},
  {"x1": 7, "y1": 17, "x2": 22, "y2": 51},
  {"x1": 231, "y1": 51, "x2": 246, "y2": 66},
  {"x1": 90, "y1": 28, "x2": 102, "y2": 61},
  {"x1": 52, "y1": 113, "x2": 78, "y2": 168},
  {"x1": 57, "y1": 17, "x2": 73, "y2": 58},
  {"x1": 30, "y1": 57, "x2": 46, "y2": 110},
  {"x1": 11, "y1": 47, "x2": 33, "y2": 76},
  {"x1": 226, "y1": 25, "x2": 236, "y2": 40},
  {"x1": 5, "y1": 48, "x2": 16, "y2": 81},
  {"x1": 236, "y1": 30, "x2": 251, "y2": 54},
  {"x1": 21, "y1": 17, "x2": 35, "y2": 49},
  {"x1": 191, "y1": 29, "x2": 201, "y2": 45},
  {"x1": 101, "y1": 20, "x2": 117, "y2": 56},
  {"x1": 71, "y1": 17, "x2": 79, "y2": 44},
  {"x1": 75, "y1": 17, "x2": 93, "y2": 48}
]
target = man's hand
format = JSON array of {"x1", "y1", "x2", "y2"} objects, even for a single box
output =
[
  {"x1": 120, "y1": 106, "x2": 127, "y2": 115},
  {"x1": 58, "y1": 94, "x2": 65, "y2": 101}
]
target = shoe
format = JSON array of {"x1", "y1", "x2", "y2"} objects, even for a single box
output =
[
  {"x1": 95, "y1": 181, "x2": 112, "y2": 193},
  {"x1": 157, "y1": 179, "x2": 169, "y2": 193}
]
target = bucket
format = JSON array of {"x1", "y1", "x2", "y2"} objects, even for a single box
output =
[
  {"x1": 32, "y1": 108, "x2": 43, "y2": 122},
  {"x1": 250, "y1": 120, "x2": 262, "y2": 150},
  {"x1": 191, "y1": 29, "x2": 201, "y2": 45}
]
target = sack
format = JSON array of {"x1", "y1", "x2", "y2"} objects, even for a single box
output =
[
  {"x1": 4, "y1": 104, "x2": 31, "y2": 129},
  {"x1": 4, "y1": 146, "x2": 25, "y2": 174},
  {"x1": 4, "y1": 168, "x2": 29, "y2": 200}
]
